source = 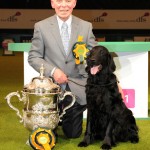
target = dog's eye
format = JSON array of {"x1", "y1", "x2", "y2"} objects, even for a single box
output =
[
  {"x1": 90, "y1": 59, "x2": 96, "y2": 61},
  {"x1": 90, "y1": 59, "x2": 96, "y2": 65}
]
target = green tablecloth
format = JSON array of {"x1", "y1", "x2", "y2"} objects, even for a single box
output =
[{"x1": 8, "y1": 42, "x2": 150, "y2": 52}]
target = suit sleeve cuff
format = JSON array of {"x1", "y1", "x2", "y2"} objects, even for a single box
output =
[{"x1": 51, "y1": 67, "x2": 57, "y2": 77}]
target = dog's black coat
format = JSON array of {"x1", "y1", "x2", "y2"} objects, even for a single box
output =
[{"x1": 78, "y1": 46, "x2": 139, "y2": 149}]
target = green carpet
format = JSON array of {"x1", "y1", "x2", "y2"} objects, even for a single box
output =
[
  {"x1": 1, "y1": 102, "x2": 150, "y2": 150},
  {"x1": 0, "y1": 52, "x2": 150, "y2": 150}
]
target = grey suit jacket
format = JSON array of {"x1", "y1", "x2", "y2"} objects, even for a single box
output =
[{"x1": 28, "y1": 14, "x2": 98, "y2": 105}]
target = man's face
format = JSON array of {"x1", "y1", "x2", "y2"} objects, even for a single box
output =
[{"x1": 51, "y1": 0, "x2": 76, "y2": 21}]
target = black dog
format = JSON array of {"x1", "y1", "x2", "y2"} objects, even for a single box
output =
[{"x1": 78, "y1": 46, "x2": 139, "y2": 149}]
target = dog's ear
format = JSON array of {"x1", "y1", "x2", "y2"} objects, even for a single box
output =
[
  {"x1": 85, "y1": 65, "x2": 90, "y2": 73},
  {"x1": 108, "y1": 53, "x2": 116, "y2": 72},
  {"x1": 85, "y1": 54, "x2": 92, "y2": 74}
]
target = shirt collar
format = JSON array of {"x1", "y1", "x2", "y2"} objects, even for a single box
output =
[{"x1": 57, "y1": 15, "x2": 72, "y2": 30}]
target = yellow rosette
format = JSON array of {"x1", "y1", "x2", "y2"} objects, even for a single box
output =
[
  {"x1": 72, "y1": 36, "x2": 89, "y2": 64},
  {"x1": 29, "y1": 128, "x2": 56, "y2": 150}
]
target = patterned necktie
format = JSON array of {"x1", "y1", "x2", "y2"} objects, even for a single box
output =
[{"x1": 61, "y1": 22, "x2": 69, "y2": 55}]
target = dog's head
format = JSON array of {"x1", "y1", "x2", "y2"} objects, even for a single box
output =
[{"x1": 86, "y1": 46, "x2": 116, "y2": 75}]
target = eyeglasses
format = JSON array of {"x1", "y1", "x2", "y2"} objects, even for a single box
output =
[{"x1": 54, "y1": 0, "x2": 73, "y2": 4}]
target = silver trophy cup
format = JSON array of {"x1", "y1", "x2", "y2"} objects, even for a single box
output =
[{"x1": 5, "y1": 65, "x2": 76, "y2": 131}]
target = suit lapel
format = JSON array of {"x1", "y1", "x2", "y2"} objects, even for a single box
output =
[
  {"x1": 67, "y1": 16, "x2": 80, "y2": 58},
  {"x1": 49, "y1": 15, "x2": 80, "y2": 59},
  {"x1": 50, "y1": 15, "x2": 66, "y2": 58}
]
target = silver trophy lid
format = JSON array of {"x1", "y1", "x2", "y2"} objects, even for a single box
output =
[{"x1": 23, "y1": 64, "x2": 60, "y2": 94}]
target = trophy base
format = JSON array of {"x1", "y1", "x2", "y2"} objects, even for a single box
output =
[{"x1": 29, "y1": 127, "x2": 56, "y2": 150}]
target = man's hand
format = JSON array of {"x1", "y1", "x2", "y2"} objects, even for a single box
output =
[{"x1": 53, "y1": 68, "x2": 68, "y2": 84}]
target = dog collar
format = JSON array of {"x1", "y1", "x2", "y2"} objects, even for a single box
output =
[{"x1": 88, "y1": 80, "x2": 118, "y2": 87}]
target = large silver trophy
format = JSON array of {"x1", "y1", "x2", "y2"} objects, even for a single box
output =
[{"x1": 5, "y1": 65, "x2": 75, "y2": 150}]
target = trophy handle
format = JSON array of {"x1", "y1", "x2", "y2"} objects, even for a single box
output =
[
  {"x1": 58, "y1": 91, "x2": 76, "y2": 121},
  {"x1": 5, "y1": 91, "x2": 23, "y2": 123}
]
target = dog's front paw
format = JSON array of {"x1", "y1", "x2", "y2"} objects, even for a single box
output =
[
  {"x1": 111, "y1": 141, "x2": 116, "y2": 147},
  {"x1": 130, "y1": 135, "x2": 139, "y2": 143},
  {"x1": 101, "y1": 144, "x2": 112, "y2": 150},
  {"x1": 78, "y1": 141, "x2": 89, "y2": 147}
]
